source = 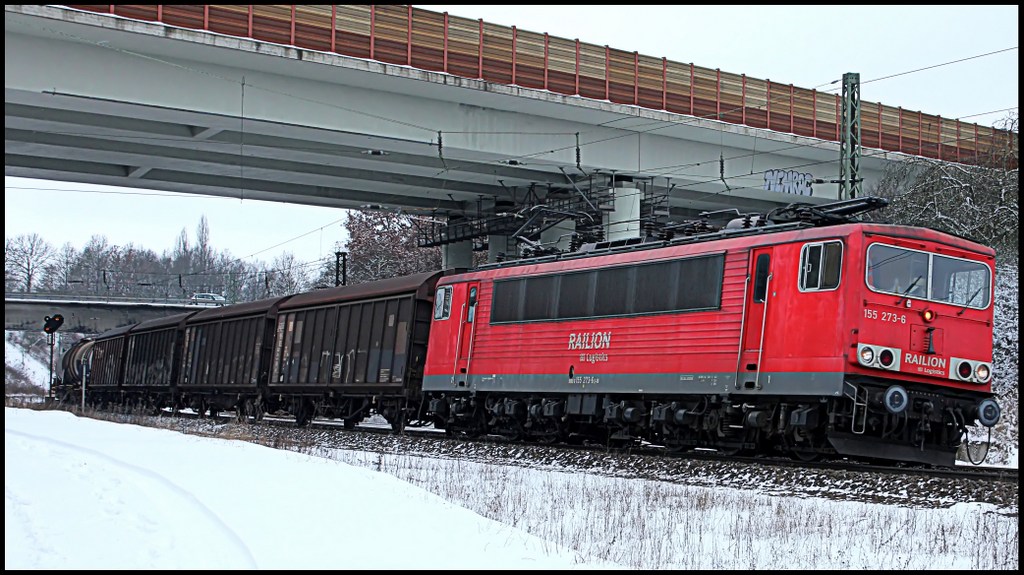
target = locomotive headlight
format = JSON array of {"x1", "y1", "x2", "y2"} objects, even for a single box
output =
[
  {"x1": 859, "y1": 346, "x2": 875, "y2": 365},
  {"x1": 921, "y1": 308, "x2": 936, "y2": 322},
  {"x1": 878, "y1": 349, "x2": 895, "y2": 368},
  {"x1": 975, "y1": 363, "x2": 991, "y2": 382}
]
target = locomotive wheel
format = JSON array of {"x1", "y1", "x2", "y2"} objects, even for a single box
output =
[
  {"x1": 664, "y1": 442, "x2": 693, "y2": 454},
  {"x1": 787, "y1": 428, "x2": 827, "y2": 462},
  {"x1": 790, "y1": 447, "x2": 820, "y2": 462}
]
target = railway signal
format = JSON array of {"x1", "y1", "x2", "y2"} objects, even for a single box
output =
[
  {"x1": 43, "y1": 314, "x2": 64, "y2": 400},
  {"x1": 43, "y1": 314, "x2": 65, "y2": 334}
]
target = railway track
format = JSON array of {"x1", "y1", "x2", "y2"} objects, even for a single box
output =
[{"x1": 152, "y1": 407, "x2": 1017, "y2": 487}]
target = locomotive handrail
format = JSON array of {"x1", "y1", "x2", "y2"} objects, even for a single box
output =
[
  {"x1": 754, "y1": 273, "x2": 773, "y2": 391},
  {"x1": 733, "y1": 274, "x2": 752, "y2": 391}
]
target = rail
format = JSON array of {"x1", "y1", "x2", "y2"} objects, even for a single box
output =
[{"x1": 60, "y1": 4, "x2": 1017, "y2": 166}]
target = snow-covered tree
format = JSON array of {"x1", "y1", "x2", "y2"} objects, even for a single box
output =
[{"x1": 338, "y1": 210, "x2": 442, "y2": 284}]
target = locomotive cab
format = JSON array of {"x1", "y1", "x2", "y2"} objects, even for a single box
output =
[{"x1": 831, "y1": 226, "x2": 999, "y2": 465}]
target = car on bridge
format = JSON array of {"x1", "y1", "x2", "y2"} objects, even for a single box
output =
[{"x1": 189, "y1": 293, "x2": 227, "y2": 306}]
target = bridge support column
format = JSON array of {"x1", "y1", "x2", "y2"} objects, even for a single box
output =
[
  {"x1": 540, "y1": 218, "x2": 575, "y2": 253},
  {"x1": 442, "y1": 240, "x2": 473, "y2": 270},
  {"x1": 605, "y1": 185, "x2": 641, "y2": 242},
  {"x1": 488, "y1": 235, "x2": 512, "y2": 263}
]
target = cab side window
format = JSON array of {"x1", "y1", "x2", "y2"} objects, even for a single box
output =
[
  {"x1": 800, "y1": 241, "x2": 843, "y2": 291},
  {"x1": 433, "y1": 286, "x2": 453, "y2": 320},
  {"x1": 753, "y1": 254, "x2": 771, "y2": 303},
  {"x1": 467, "y1": 286, "x2": 478, "y2": 323}
]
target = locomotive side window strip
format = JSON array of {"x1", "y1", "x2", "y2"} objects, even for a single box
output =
[
  {"x1": 866, "y1": 243, "x2": 991, "y2": 309},
  {"x1": 491, "y1": 253, "x2": 725, "y2": 323},
  {"x1": 491, "y1": 278, "x2": 523, "y2": 321},
  {"x1": 799, "y1": 240, "x2": 843, "y2": 292}
]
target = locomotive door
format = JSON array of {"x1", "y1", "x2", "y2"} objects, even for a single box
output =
[
  {"x1": 454, "y1": 282, "x2": 480, "y2": 385},
  {"x1": 738, "y1": 248, "x2": 773, "y2": 387}
]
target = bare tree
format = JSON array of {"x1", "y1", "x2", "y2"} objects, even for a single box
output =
[
  {"x1": 5, "y1": 233, "x2": 54, "y2": 292},
  {"x1": 264, "y1": 252, "x2": 310, "y2": 296},
  {"x1": 194, "y1": 215, "x2": 215, "y2": 273},
  {"x1": 339, "y1": 210, "x2": 442, "y2": 284},
  {"x1": 76, "y1": 235, "x2": 113, "y2": 294},
  {"x1": 4, "y1": 238, "x2": 18, "y2": 292},
  {"x1": 40, "y1": 242, "x2": 80, "y2": 292}
]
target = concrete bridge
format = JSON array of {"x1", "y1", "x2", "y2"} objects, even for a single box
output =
[
  {"x1": 5, "y1": 293, "x2": 199, "y2": 334},
  {"x1": 6, "y1": 5, "x2": 1013, "y2": 266}
]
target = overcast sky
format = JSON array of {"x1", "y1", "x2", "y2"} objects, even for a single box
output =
[{"x1": 5, "y1": 5, "x2": 1018, "y2": 265}]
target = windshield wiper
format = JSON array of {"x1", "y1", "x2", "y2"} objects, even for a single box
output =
[
  {"x1": 957, "y1": 286, "x2": 986, "y2": 316},
  {"x1": 895, "y1": 275, "x2": 923, "y2": 306}
]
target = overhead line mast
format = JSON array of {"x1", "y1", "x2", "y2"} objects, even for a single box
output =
[{"x1": 839, "y1": 72, "x2": 863, "y2": 200}]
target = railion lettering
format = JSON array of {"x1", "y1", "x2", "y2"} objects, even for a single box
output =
[
  {"x1": 568, "y1": 331, "x2": 612, "y2": 350},
  {"x1": 904, "y1": 353, "x2": 947, "y2": 369}
]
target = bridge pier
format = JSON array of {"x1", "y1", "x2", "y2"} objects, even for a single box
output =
[
  {"x1": 605, "y1": 184, "x2": 642, "y2": 241},
  {"x1": 540, "y1": 218, "x2": 575, "y2": 252},
  {"x1": 442, "y1": 240, "x2": 473, "y2": 270}
]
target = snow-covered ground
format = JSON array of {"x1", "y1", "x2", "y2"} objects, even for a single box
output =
[
  {"x1": 5, "y1": 408, "x2": 1018, "y2": 570},
  {"x1": 5, "y1": 332, "x2": 55, "y2": 394}
]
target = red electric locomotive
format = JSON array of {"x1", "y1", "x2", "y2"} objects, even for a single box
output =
[{"x1": 423, "y1": 198, "x2": 1001, "y2": 466}]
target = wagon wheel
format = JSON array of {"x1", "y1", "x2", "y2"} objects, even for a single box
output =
[
  {"x1": 389, "y1": 410, "x2": 406, "y2": 433},
  {"x1": 251, "y1": 398, "x2": 265, "y2": 422},
  {"x1": 235, "y1": 399, "x2": 252, "y2": 423},
  {"x1": 294, "y1": 399, "x2": 314, "y2": 427}
]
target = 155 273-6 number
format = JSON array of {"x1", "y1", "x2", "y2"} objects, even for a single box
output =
[{"x1": 863, "y1": 308, "x2": 906, "y2": 323}]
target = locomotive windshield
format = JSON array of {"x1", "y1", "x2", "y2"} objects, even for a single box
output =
[{"x1": 865, "y1": 243, "x2": 990, "y2": 309}]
